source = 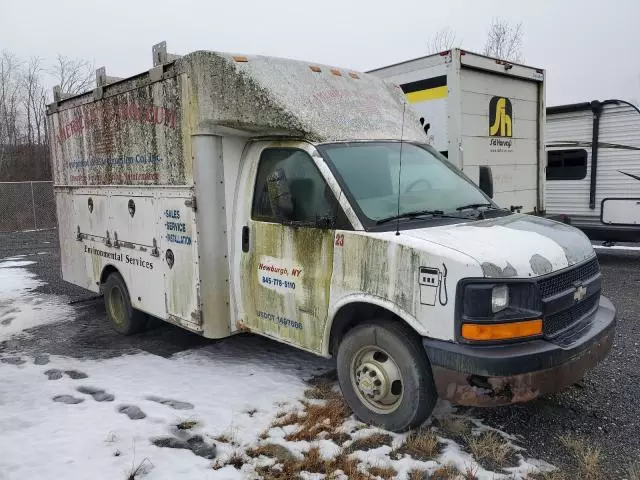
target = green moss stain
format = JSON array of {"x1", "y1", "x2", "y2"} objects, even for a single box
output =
[
  {"x1": 241, "y1": 222, "x2": 335, "y2": 353},
  {"x1": 290, "y1": 226, "x2": 334, "y2": 352},
  {"x1": 337, "y1": 234, "x2": 418, "y2": 317}
]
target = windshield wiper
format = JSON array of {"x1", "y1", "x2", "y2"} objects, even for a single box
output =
[
  {"x1": 376, "y1": 209, "x2": 467, "y2": 225},
  {"x1": 455, "y1": 203, "x2": 495, "y2": 211}
]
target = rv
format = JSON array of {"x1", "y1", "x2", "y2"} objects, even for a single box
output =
[
  {"x1": 369, "y1": 49, "x2": 546, "y2": 215},
  {"x1": 47, "y1": 43, "x2": 615, "y2": 432},
  {"x1": 546, "y1": 100, "x2": 640, "y2": 242}
]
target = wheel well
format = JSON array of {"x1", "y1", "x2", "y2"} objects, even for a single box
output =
[
  {"x1": 100, "y1": 265, "x2": 120, "y2": 285},
  {"x1": 328, "y1": 302, "x2": 411, "y2": 356}
]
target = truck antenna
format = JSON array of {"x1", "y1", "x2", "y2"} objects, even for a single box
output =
[{"x1": 396, "y1": 102, "x2": 407, "y2": 236}]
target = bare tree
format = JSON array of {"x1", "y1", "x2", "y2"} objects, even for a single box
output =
[
  {"x1": 21, "y1": 57, "x2": 45, "y2": 145},
  {"x1": 51, "y1": 54, "x2": 94, "y2": 95},
  {"x1": 427, "y1": 27, "x2": 457, "y2": 54},
  {"x1": 0, "y1": 51, "x2": 22, "y2": 151},
  {"x1": 483, "y1": 18, "x2": 524, "y2": 62}
]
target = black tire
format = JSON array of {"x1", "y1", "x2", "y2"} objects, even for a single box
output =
[
  {"x1": 103, "y1": 272, "x2": 148, "y2": 335},
  {"x1": 336, "y1": 319, "x2": 438, "y2": 432}
]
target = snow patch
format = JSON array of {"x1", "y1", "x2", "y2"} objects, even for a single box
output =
[
  {"x1": 0, "y1": 337, "x2": 330, "y2": 480},
  {"x1": 0, "y1": 260, "x2": 36, "y2": 268},
  {"x1": 0, "y1": 259, "x2": 75, "y2": 340}
]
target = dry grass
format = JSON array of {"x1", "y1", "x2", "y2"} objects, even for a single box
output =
[
  {"x1": 528, "y1": 470, "x2": 568, "y2": 480},
  {"x1": 125, "y1": 458, "x2": 153, "y2": 479},
  {"x1": 408, "y1": 468, "x2": 428, "y2": 480},
  {"x1": 256, "y1": 446, "x2": 368, "y2": 480},
  {"x1": 438, "y1": 416, "x2": 473, "y2": 439},
  {"x1": 368, "y1": 464, "x2": 396, "y2": 479},
  {"x1": 259, "y1": 429, "x2": 270, "y2": 441},
  {"x1": 325, "y1": 431, "x2": 352, "y2": 445},
  {"x1": 461, "y1": 464, "x2": 478, "y2": 480},
  {"x1": 176, "y1": 420, "x2": 198, "y2": 430},
  {"x1": 215, "y1": 452, "x2": 245, "y2": 470},
  {"x1": 432, "y1": 463, "x2": 461, "y2": 479},
  {"x1": 297, "y1": 446, "x2": 325, "y2": 472},
  {"x1": 304, "y1": 378, "x2": 340, "y2": 400},
  {"x1": 214, "y1": 433, "x2": 232, "y2": 444},
  {"x1": 392, "y1": 428, "x2": 441, "y2": 461},
  {"x1": 465, "y1": 431, "x2": 511, "y2": 470},
  {"x1": 284, "y1": 398, "x2": 350, "y2": 442},
  {"x1": 271, "y1": 411, "x2": 304, "y2": 429},
  {"x1": 247, "y1": 443, "x2": 296, "y2": 463},
  {"x1": 349, "y1": 433, "x2": 394, "y2": 452},
  {"x1": 629, "y1": 461, "x2": 640, "y2": 480},
  {"x1": 245, "y1": 408, "x2": 258, "y2": 417},
  {"x1": 558, "y1": 434, "x2": 603, "y2": 479}
]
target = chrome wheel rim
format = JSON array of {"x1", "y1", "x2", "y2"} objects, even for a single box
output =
[{"x1": 350, "y1": 346, "x2": 404, "y2": 414}]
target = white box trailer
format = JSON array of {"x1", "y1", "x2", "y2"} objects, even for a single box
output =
[
  {"x1": 546, "y1": 99, "x2": 640, "y2": 242},
  {"x1": 369, "y1": 49, "x2": 546, "y2": 214},
  {"x1": 47, "y1": 43, "x2": 614, "y2": 432}
]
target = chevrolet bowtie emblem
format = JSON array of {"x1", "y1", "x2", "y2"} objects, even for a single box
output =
[{"x1": 574, "y1": 285, "x2": 587, "y2": 302}]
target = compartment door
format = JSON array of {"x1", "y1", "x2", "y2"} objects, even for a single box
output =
[{"x1": 602, "y1": 198, "x2": 640, "y2": 225}]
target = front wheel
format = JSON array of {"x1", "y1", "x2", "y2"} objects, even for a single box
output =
[
  {"x1": 103, "y1": 272, "x2": 148, "y2": 335},
  {"x1": 336, "y1": 319, "x2": 438, "y2": 432}
]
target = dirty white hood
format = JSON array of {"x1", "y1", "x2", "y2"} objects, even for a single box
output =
[{"x1": 402, "y1": 214, "x2": 595, "y2": 278}]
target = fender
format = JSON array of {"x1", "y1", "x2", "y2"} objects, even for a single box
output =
[{"x1": 321, "y1": 292, "x2": 429, "y2": 357}]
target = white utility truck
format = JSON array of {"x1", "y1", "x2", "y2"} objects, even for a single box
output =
[
  {"x1": 48, "y1": 43, "x2": 615, "y2": 432},
  {"x1": 369, "y1": 49, "x2": 546, "y2": 215}
]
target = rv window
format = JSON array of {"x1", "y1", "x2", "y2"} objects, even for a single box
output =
[
  {"x1": 546, "y1": 149, "x2": 587, "y2": 180},
  {"x1": 252, "y1": 148, "x2": 349, "y2": 228}
]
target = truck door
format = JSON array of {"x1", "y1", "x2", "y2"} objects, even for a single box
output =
[{"x1": 238, "y1": 142, "x2": 348, "y2": 353}]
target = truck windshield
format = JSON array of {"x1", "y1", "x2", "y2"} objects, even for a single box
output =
[{"x1": 319, "y1": 142, "x2": 494, "y2": 224}]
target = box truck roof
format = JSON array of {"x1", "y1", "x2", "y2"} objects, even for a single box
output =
[
  {"x1": 47, "y1": 48, "x2": 426, "y2": 186},
  {"x1": 182, "y1": 51, "x2": 425, "y2": 142},
  {"x1": 48, "y1": 49, "x2": 426, "y2": 144}
]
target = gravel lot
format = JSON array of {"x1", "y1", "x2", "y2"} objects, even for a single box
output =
[{"x1": 1, "y1": 229, "x2": 639, "y2": 477}]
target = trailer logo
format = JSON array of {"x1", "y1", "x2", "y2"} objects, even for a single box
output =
[{"x1": 489, "y1": 97, "x2": 513, "y2": 138}]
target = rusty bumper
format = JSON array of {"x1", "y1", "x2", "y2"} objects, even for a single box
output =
[{"x1": 423, "y1": 296, "x2": 616, "y2": 407}]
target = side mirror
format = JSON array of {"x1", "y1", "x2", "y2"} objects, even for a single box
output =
[
  {"x1": 479, "y1": 165, "x2": 494, "y2": 199},
  {"x1": 266, "y1": 168, "x2": 294, "y2": 220}
]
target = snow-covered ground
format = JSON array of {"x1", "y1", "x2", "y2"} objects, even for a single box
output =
[
  {"x1": 0, "y1": 258, "x2": 555, "y2": 480},
  {"x1": 0, "y1": 257, "x2": 75, "y2": 340}
]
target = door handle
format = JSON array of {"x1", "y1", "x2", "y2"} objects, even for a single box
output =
[{"x1": 242, "y1": 226, "x2": 250, "y2": 252}]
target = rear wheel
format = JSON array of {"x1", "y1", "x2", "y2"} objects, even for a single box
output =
[
  {"x1": 336, "y1": 319, "x2": 438, "y2": 432},
  {"x1": 103, "y1": 272, "x2": 147, "y2": 335}
]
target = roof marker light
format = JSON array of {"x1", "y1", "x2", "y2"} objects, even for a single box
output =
[
  {"x1": 309, "y1": 65, "x2": 321, "y2": 72},
  {"x1": 232, "y1": 56, "x2": 248, "y2": 63},
  {"x1": 348, "y1": 72, "x2": 360, "y2": 79},
  {"x1": 330, "y1": 68, "x2": 342, "y2": 76}
]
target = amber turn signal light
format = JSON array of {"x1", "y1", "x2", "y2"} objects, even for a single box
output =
[{"x1": 461, "y1": 319, "x2": 542, "y2": 341}]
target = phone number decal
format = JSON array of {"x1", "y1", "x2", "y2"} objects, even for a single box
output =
[{"x1": 260, "y1": 276, "x2": 296, "y2": 290}]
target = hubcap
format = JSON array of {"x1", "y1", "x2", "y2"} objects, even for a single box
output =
[
  {"x1": 351, "y1": 346, "x2": 403, "y2": 414},
  {"x1": 108, "y1": 286, "x2": 126, "y2": 327}
]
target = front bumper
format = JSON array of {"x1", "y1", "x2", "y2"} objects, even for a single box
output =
[{"x1": 423, "y1": 296, "x2": 616, "y2": 406}]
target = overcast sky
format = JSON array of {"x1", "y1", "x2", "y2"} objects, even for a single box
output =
[{"x1": 3, "y1": 0, "x2": 639, "y2": 106}]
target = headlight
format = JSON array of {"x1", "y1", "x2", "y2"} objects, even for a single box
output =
[
  {"x1": 491, "y1": 285, "x2": 509, "y2": 313},
  {"x1": 457, "y1": 279, "x2": 542, "y2": 322}
]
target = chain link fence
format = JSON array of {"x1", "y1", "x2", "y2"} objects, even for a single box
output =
[{"x1": 0, "y1": 181, "x2": 56, "y2": 233}]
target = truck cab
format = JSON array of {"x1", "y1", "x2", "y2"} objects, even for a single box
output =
[{"x1": 48, "y1": 45, "x2": 616, "y2": 432}]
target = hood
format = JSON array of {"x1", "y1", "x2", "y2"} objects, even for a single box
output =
[{"x1": 402, "y1": 214, "x2": 594, "y2": 278}]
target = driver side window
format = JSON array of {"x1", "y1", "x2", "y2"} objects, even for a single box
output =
[{"x1": 252, "y1": 148, "x2": 350, "y2": 228}]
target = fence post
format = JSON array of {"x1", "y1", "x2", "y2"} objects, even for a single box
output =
[{"x1": 30, "y1": 181, "x2": 37, "y2": 230}]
